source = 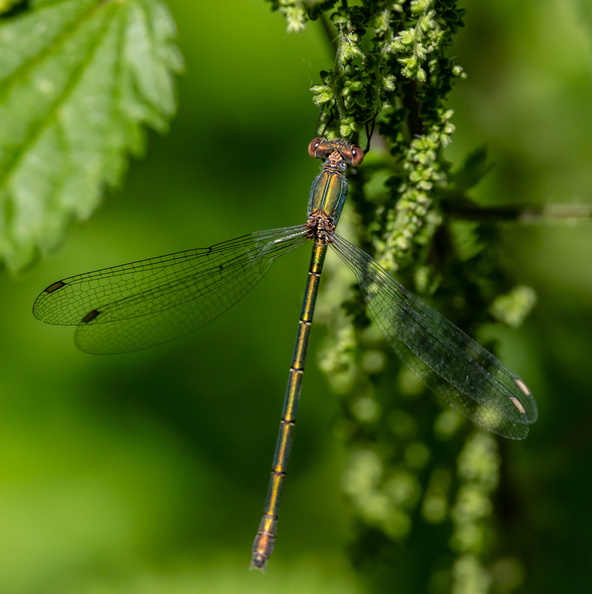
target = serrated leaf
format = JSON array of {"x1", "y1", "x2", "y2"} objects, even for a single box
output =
[{"x1": 0, "y1": 0, "x2": 183, "y2": 272}]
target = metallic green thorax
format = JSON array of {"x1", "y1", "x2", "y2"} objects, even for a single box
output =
[
  {"x1": 306, "y1": 137, "x2": 362, "y2": 232},
  {"x1": 307, "y1": 160, "x2": 348, "y2": 226}
]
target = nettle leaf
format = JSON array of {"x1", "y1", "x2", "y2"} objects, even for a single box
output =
[{"x1": 0, "y1": 0, "x2": 183, "y2": 272}]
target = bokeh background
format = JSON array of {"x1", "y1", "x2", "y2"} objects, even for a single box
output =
[{"x1": 1, "y1": 1, "x2": 591, "y2": 592}]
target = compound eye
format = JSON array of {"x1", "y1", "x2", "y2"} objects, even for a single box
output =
[
  {"x1": 308, "y1": 137, "x2": 325, "y2": 158},
  {"x1": 350, "y1": 145, "x2": 364, "y2": 166}
]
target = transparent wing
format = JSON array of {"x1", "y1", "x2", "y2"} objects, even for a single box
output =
[
  {"x1": 34, "y1": 225, "x2": 310, "y2": 354},
  {"x1": 331, "y1": 233, "x2": 537, "y2": 439}
]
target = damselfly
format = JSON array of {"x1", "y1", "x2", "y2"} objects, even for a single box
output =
[{"x1": 33, "y1": 138, "x2": 537, "y2": 570}]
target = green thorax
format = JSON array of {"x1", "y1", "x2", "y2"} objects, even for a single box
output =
[{"x1": 307, "y1": 160, "x2": 349, "y2": 227}]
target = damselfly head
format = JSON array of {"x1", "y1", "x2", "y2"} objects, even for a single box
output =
[{"x1": 308, "y1": 138, "x2": 364, "y2": 167}]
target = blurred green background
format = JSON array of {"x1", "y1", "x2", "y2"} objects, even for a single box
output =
[{"x1": 2, "y1": 1, "x2": 592, "y2": 592}]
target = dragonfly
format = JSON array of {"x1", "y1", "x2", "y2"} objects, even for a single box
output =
[{"x1": 33, "y1": 138, "x2": 537, "y2": 570}]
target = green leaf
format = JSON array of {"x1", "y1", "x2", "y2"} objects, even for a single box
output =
[
  {"x1": 0, "y1": 0, "x2": 183, "y2": 272},
  {"x1": 451, "y1": 145, "x2": 492, "y2": 192}
]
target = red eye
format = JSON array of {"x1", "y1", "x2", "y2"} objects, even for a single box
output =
[
  {"x1": 308, "y1": 137, "x2": 324, "y2": 158},
  {"x1": 350, "y1": 145, "x2": 364, "y2": 166}
]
